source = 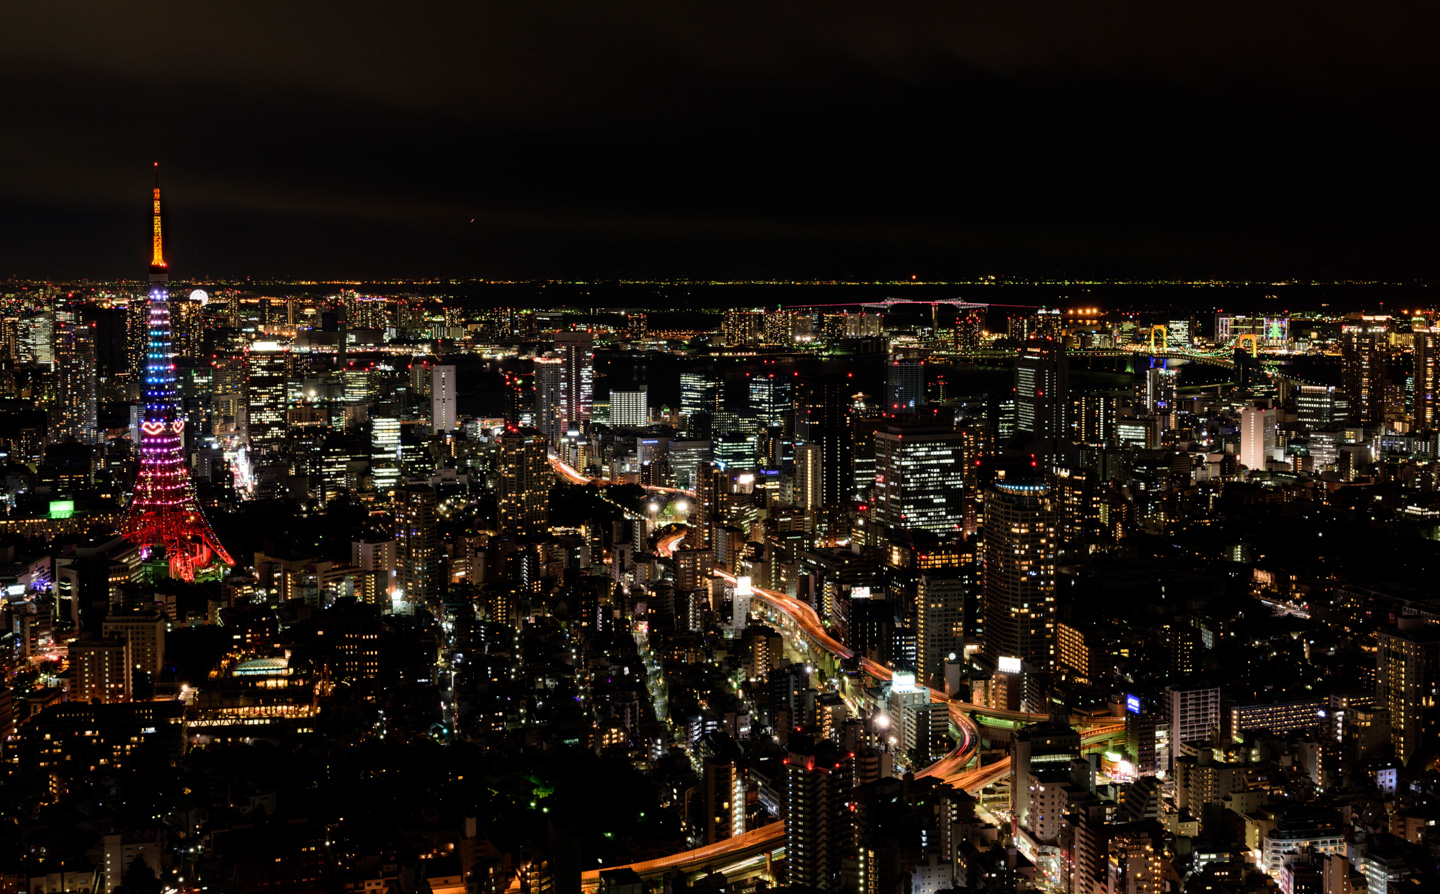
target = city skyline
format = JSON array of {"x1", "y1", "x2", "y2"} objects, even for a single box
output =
[
  {"x1": 4, "y1": 7, "x2": 1440, "y2": 894},
  {"x1": 3, "y1": 187, "x2": 1440, "y2": 890}
]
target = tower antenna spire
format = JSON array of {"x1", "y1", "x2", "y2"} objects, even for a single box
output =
[{"x1": 150, "y1": 162, "x2": 167, "y2": 281}]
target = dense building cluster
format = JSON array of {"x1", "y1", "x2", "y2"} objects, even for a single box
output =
[{"x1": 2, "y1": 277, "x2": 1440, "y2": 894}]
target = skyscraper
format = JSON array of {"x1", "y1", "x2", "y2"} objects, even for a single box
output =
[
  {"x1": 118, "y1": 166, "x2": 234, "y2": 582},
  {"x1": 680, "y1": 371, "x2": 721, "y2": 420},
  {"x1": 1143, "y1": 365, "x2": 1177, "y2": 417},
  {"x1": 1414, "y1": 329, "x2": 1438, "y2": 431},
  {"x1": 784, "y1": 735, "x2": 853, "y2": 890},
  {"x1": 872, "y1": 424, "x2": 967, "y2": 534},
  {"x1": 1240, "y1": 405, "x2": 1277, "y2": 473},
  {"x1": 801, "y1": 374, "x2": 854, "y2": 506},
  {"x1": 748, "y1": 373, "x2": 792, "y2": 432},
  {"x1": 610, "y1": 387, "x2": 648, "y2": 428},
  {"x1": 916, "y1": 575, "x2": 965, "y2": 683},
  {"x1": 1078, "y1": 394, "x2": 1116, "y2": 447},
  {"x1": 1376, "y1": 620, "x2": 1440, "y2": 767},
  {"x1": 721, "y1": 309, "x2": 758, "y2": 347},
  {"x1": 884, "y1": 358, "x2": 925, "y2": 415},
  {"x1": 701, "y1": 736, "x2": 747, "y2": 845},
  {"x1": 498, "y1": 428, "x2": 550, "y2": 538},
  {"x1": 1341, "y1": 315, "x2": 1390, "y2": 424},
  {"x1": 554, "y1": 331, "x2": 594, "y2": 431},
  {"x1": 52, "y1": 320, "x2": 99, "y2": 445},
  {"x1": 534, "y1": 354, "x2": 567, "y2": 444},
  {"x1": 795, "y1": 443, "x2": 822, "y2": 512},
  {"x1": 953, "y1": 308, "x2": 984, "y2": 352},
  {"x1": 1014, "y1": 341, "x2": 1069, "y2": 454},
  {"x1": 246, "y1": 341, "x2": 289, "y2": 454},
  {"x1": 981, "y1": 479, "x2": 1058, "y2": 671},
  {"x1": 370, "y1": 417, "x2": 402, "y2": 494},
  {"x1": 431, "y1": 364, "x2": 457, "y2": 432},
  {"x1": 395, "y1": 484, "x2": 438, "y2": 603},
  {"x1": 1164, "y1": 685, "x2": 1221, "y2": 767},
  {"x1": 1297, "y1": 384, "x2": 1337, "y2": 430},
  {"x1": 18, "y1": 310, "x2": 54, "y2": 368},
  {"x1": 172, "y1": 295, "x2": 205, "y2": 361}
]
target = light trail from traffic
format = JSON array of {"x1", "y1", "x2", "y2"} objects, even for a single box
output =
[
  {"x1": 549, "y1": 453, "x2": 697, "y2": 498},
  {"x1": 563, "y1": 464, "x2": 1116, "y2": 892},
  {"x1": 656, "y1": 530, "x2": 688, "y2": 558}
]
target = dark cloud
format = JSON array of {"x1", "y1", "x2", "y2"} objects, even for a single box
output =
[{"x1": 1, "y1": 2, "x2": 1438, "y2": 279}]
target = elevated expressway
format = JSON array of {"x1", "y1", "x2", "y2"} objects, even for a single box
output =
[
  {"x1": 550, "y1": 453, "x2": 696, "y2": 498},
  {"x1": 577, "y1": 565, "x2": 1123, "y2": 890},
  {"x1": 558, "y1": 465, "x2": 1122, "y2": 890}
]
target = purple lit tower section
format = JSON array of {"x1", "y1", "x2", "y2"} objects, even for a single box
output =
[{"x1": 118, "y1": 165, "x2": 234, "y2": 581}]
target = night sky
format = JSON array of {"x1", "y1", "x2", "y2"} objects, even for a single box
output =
[{"x1": 2, "y1": 3, "x2": 1437, "y2": 281}]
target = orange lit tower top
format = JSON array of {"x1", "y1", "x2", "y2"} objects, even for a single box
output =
[{"x1": 150, "y1": 162, "x2": 167, "y2": 281}]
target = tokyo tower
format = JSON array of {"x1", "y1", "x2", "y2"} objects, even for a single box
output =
[{"x1": 118, "y1": 164, "x2": 235, "y2": 581}]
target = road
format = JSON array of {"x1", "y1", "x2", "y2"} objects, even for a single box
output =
[
  {"x1": 710, "y1": 570, "x2": 1085, "y2": 728},
  {"x1": 656, "y1": 530, "x2": 688, "y2": 558},
  {"x1": 555, "y1": 465, "x2": 1117, "y2": 891},
  {"x1": 549, "y1": 453, "x2": 697, "y2": 498}
]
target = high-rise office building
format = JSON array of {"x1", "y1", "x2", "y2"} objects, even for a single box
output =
[
  {"x1": 872, "y1": 424, "x2": 967, "y2": 534},
  {"x1": 1240, "y1": 405, "x2": 1277, "y2": 472},
  {"x1": 431, "y1": 364, "x2": 457, "y2": 432},
  {"x1": 395, "y1": 484, "x2": 438, "y2": 603},
  {"x1": 1341, "y1": 315, "x2": 1390, "y2": 424},
  {"x1": 748, "y1": 373, "x2": 792, "y2": 432},
  {"x1": 18, "y1": 311, "x2": 54, "y2": 368},
  {"x1": 1297, "y1": 384, "x2": 1337, "y2": 430},
  {"x1": 1014, "y1": 341, "x2": 1069, "y2": 452},
  {"x1": 370, "y1": 417, "x2": 402, "y2": 494},
  {"x1": 884, "y1": 358, "x2": 925, "y2": 415},
  {"x1": 498, "y1": 428, "x2": 550, "y2": 538},
  {"x1": 610, "y1": 387, "x2": 648, "y2": 428},
  {"x1": 981, "y1": 480, "x2": 1058, "y2": 670},
  {"x1": 784, "y1": 735, "x2": 853, "y2": 891},
  {"x1": 1376, "y1": 621, "x2": 1440, "y2": 767},
  {"x1": 52, "y1": 320, "x2": 99, "y2": 445},
  {"x1": 801, "y1": 375, "x2": 855, "y2": 506},
  {"x1": 680, "y1": 371, "x2": 721, "y2": 420},
  {"x1": 246, "y1": 340, "x2": 290, "y2": 454}
]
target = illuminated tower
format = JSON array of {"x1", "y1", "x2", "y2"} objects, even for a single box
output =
[{"x1": 119, "y1": 165, "x2": 235, "y2": 581}]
